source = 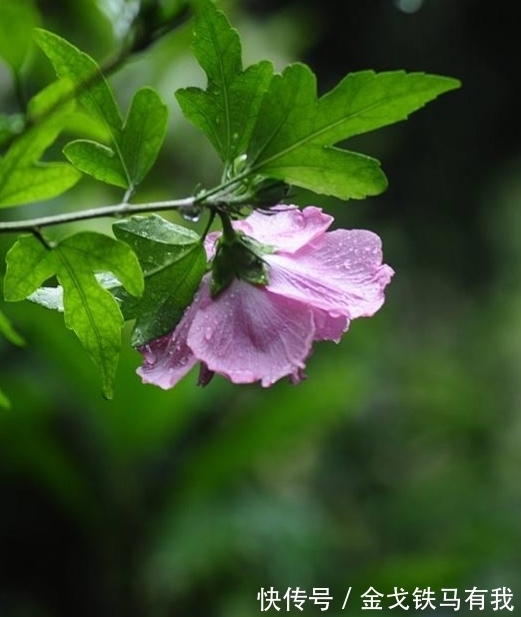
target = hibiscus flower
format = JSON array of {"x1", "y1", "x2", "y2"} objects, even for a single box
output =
[{"x1": 138, "y1": 205, "x2": 393, "y2": 388}]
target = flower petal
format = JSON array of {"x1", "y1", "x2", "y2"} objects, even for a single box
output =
[
  {"x1": 234, "y1": 206, "x2": 333, "y2": 254},
  {"x1": 136, "y1": 277, "x2": 213, "y2": 389},
  {"x1": 312, "y1": 308, "x2": 349, "y2": 342},
  {"x1": 266, "y1": 229, "x2": 394, "y2": 319},
  {"x1": 187, "y1": 279, "x2": 315, "y2": 386}
]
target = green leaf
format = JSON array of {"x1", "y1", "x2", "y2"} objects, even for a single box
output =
[
  {"x1": 34, "y1": 28, "x2": 123, "y2": 141},
  {"x1": 4, "y1": 232, "x2": 144, "y2": 398},
  {"x1": 35, "y1": 31, "x2": 168, "y2": 191},
  {"x1": 64, "y1": 89, "x2": 168, "y2": 189},
  {"x1": 0, "y1": 307, "x2": 25, "y2": 347},
  {"x1": 265, "y1": 146, "x2": 388, "y2": 199},
  {"x1": 0, "y1": 113, "x2": 25, "y2": 148},
  {"x1": 246, "y1": 64, "x2": 461, "y2": 200},
  {"x1": 113, "y1": 215, "x2": 207, "y2": 347},
  {"x1": 0, "y1": 387, "x2": 10, "y2": 409},
  {"x1": 21, "y1": 217, "x2": 205, "y2": 349},
  {"x1": 0, "y1": 307, "x2": 25, "y2": 406},
  {"x1": 63, "y1": 140, "x2": 128, "y2": 188},
  {"x1": 0, "y1": 166, "x2": 81, "y2": 206},
  {"x1": 120, "y1": 87, "x2": 169, "y2": 186},
  {"x1": 175, "y1": 0, "x2": 272, "y2": 162},
  {"x1": 0, "y1": 80, "x2": 82, "y2": 207},
  {"x1": 177, "y1": 0, "x2": 459, "y2": 199},
  {"x1": 0, "y1": 0, "x2": 40, "y2": 71}
]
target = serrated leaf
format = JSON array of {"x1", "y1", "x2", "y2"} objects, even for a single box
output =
[
  {"x1": 113, "y1": 214, "x2": 207, "y2": 347},
  {"x1": 0, "y1": 0, "x2": 40, "y2": 71},
  {"x1": 175, "y1": 0, "x2": 272, "y2": 162},
  {"x1": 4, "y1": 232, "x2": 144, "y2": 398},
  {"x1": 245, "y1": 64, "x2": 460, "y2": 200},
  {"x1": 177, "y1": 1, "x2": 459, "y2": 199},
  {"x1": 35, "y1": 31, "x2": 168, "y2": 190},
  {"x1": 120, "y1": 87, "x2": 168, "y2": 186},
  {"x1": 34, "y1": 29, "x2": 131, "y2": 189},
  {"x1": 0, "y1": 80, "x2": 81, "y2": 207},
  {"x1": 34, "y1": 29, "x2": 123, "y2": 141}
]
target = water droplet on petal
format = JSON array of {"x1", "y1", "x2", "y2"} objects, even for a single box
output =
[
  {"x1": 204, "y1": 327, "x2": 213, "y2": 341},
  {"x1": 142, "y1": 344, "x2": 157, "y2": 363}
]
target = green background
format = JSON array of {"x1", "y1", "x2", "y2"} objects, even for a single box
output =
[{"x1": 0, "y1": 0, "x2": 519, "y2": 615}]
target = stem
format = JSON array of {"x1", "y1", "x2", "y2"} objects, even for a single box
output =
[
  {"x1": 218, "y1": 211, "x2": 237, "y2": 243},
  {"x1": 0, "y1": 197, "x2": 195, "y2": 233},
  {"x1": 0, "y1": 183, "x2": 258, "y2": 234},
  {"x1": 200, "y1": 210, "x2": 217, "y2": 241},
  {"x1": 30, "y1": 227, "x2": 54, "y2": 250}
]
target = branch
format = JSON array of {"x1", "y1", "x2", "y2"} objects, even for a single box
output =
[
  {"x1": 0, "y1": 197, "x2": 196, "y2": 233},
  {"x1": 0, "y1": 177, "x2": 260, "y2": 233}
]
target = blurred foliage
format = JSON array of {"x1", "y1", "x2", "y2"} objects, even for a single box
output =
[{"x1": 1, "y1": 0, "x2": 520, "y2": 616}]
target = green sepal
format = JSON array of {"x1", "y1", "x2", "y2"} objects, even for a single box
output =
[{"x1": 211, "y1": 231, "x2": 269, "y2": 297}]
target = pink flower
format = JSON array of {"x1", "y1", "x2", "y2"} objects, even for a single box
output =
[{"x1": 138, "y1": 206, "x2": 393, "y2": 388}]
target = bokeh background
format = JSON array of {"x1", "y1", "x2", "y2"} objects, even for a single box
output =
[{"x1": 1, "y1": 0, "x2": 520, "y2": 615}]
